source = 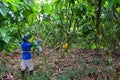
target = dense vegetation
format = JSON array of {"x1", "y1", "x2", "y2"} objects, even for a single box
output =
[
  {"x1": 0, "y1": 0, "x2": 120, "y2": 51},
  {"x1": 0, "y1": 0, "x2": 120, "y2": 79}
]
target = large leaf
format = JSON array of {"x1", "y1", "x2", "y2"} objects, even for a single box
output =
[
  {"x1": 116, "y1": 7, "x2": 120, "y2": 12},
  {"x1": 0, "y1": 1, "x2": 9, "y2": 16},
  {"x1": 0, "y1": 29, "x2": 6, "y2": 37},
  {"x1": 8, "y1": 1, "x2": 20, "y2": 12},
  {"x1": 108, "y1": 0, "x2": 115, "y2": 9},
  {"x1": 2, "y1": 36, "x2": 11, "y2": 44},
  {"x1": 0, "y1": 28, "x2": 11, "y2": 44}
]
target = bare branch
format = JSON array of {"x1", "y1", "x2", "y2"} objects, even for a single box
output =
[
  {"x1": 49, "y1": 39, "x2": 68, "y2": 53},
  {"x1": 113, "y1": 10, "x2": 120, "y2": 25},
  {"x1": 95, "y1": 0, "x2": 101, "y2": 35}
]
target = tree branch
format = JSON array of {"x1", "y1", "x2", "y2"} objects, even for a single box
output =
[
  {"x1": 95, "y1": 0, "x2": 101, "y2": 35},
  {"x1": 113, "y1": 10, "x2": 120, "y2": 25}
]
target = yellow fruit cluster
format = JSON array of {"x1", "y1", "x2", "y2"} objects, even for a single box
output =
[{"x1": 62, "y1": 43, "x2": 68, "y2": 49}]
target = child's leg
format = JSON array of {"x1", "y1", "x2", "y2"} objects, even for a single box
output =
[
  {"x1": 26, "y1": 59, "x2": 33, "y2": 75},
  {"x1": 21, "y1": 60, "x2": 26, "y2": 77}
]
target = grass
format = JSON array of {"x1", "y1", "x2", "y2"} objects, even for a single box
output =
[{"x1": 25, "y1": 70, "x2": 51, "y2": 80}]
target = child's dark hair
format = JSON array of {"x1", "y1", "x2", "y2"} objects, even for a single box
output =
[{"x1": 23, "y1": 35, "x2": 29, "y2": 42}]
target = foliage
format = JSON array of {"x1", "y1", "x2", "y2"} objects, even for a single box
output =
[
  {"x1": 0, "y1": 0, "x2": 120, "y2": 79},
  {"x1": 0, "y1": 0, "x2": 120, "y2": 52},
  {"x1": 0, "y1": 0, "x2": 39, "y2": 51}
]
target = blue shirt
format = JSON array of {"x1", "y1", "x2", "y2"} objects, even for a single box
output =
[{"x1": 21, "y1": 41, "x2": 33, "y2": 60}]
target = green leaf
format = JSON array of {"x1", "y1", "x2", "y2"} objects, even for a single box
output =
[
  {"x1": 0, "y1": 29, "x2": 6, "y2": 37},
  {"x1": 43, "y1": 3, "x2": 52, "y2": 14},
  {"x1": 78, "y1": 0, "x2": 84, "y2": 4},
  {"x1": 116, "y1": 7, "x2": 120, "y2": 12},
  {"x1": 2, "y1": 36, "x2": 11, "y2": 44},
  {"x1": 0, "y1": 1, "x2": 9, "y2": 16},
  {"x1": 108, "y1": 0, "x2": 115, "y2": 9},
  {"x1": 24, "y1": 0, "x2": 35, "y2": 6},
  {"x1": 9, "y1": 2, "x2": 19, "y2": 12}
]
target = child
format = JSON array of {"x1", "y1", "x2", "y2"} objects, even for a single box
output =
[{"x1": 21, "y1": 35, "x2": 36, "y2": 77}]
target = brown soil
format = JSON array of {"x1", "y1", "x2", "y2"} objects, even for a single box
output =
[{"x1": 0, "y1": 48, "x2": 120, "y2": 80}]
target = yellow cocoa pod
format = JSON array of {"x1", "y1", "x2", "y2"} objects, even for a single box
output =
[{"x1": 62, "y1": 43, "x2": 68, "y2": 49}]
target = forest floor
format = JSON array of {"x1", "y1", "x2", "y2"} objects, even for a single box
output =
[{"x1": 0, "y1": 48, "x2": 120, "y2": 80}]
